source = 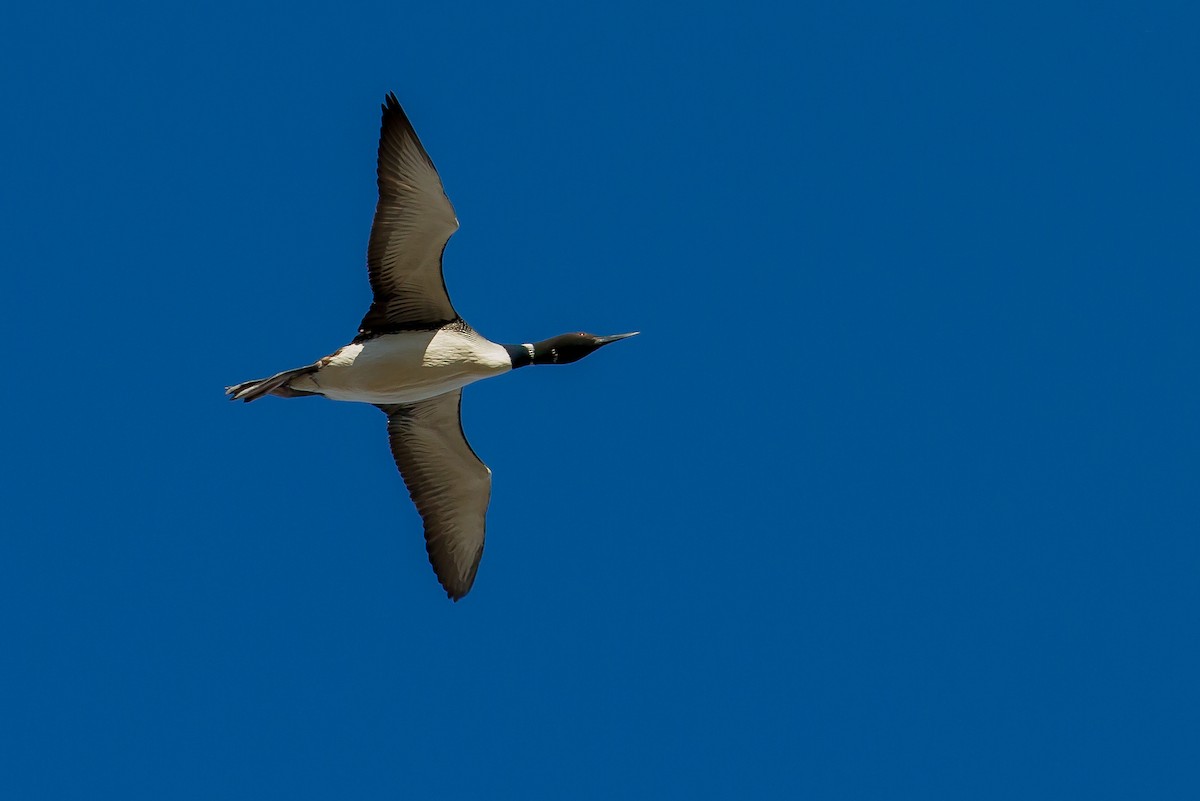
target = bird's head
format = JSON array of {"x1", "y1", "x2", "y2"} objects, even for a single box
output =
[{"x1": 529, "y1": 331, "x2": 639, "y2": 365}]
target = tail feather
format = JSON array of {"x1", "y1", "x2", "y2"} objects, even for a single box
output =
[{"x1": 225, "y1": 365, "x2": 317, "y2": 402}]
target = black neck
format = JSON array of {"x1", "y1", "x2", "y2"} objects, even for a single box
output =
[{"x1": 503, "y1": 343, "x2": 534, "y2": 369}]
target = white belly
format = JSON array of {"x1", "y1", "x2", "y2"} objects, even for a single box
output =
[{"x1": 292, "y1": 329, "x2": 511, "y2": 404}]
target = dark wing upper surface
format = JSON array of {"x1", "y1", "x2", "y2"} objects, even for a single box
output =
[
  {"x1": 359, "y1": 93, "x2": 460, "y2": 335},
  {"x1": 380, "y1": 390, "x2": 490, "y2": 600}
]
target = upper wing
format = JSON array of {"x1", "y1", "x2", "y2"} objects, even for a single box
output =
[
  {"x1": 380, "y1": 390, "x2": 491, "y2": 600},
  {"x1": 359, "y1": 93, "x2": 461, "y2": 335}
]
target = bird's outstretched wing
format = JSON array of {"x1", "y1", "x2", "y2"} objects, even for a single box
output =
[
  {"x1": 379, "y1": 390, "x2": 490, "y2": 600},
  {"x1": 359, "y1": 93, "x2": 460, "y2": 336}
]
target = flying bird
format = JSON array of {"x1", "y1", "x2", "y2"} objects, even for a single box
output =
[{"x1": 227, "y1": 93, "x2": 636, "y2": 600}]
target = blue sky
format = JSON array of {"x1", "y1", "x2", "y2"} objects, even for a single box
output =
[{"x1": 2, "y1": 1, "x2": 1198, "y2": 798}]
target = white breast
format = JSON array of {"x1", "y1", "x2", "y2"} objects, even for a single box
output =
[{"x1": 291, "y1": 329, "x2": 511, "y2": 404}]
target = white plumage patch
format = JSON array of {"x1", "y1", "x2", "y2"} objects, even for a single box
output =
[{"x1": 290, "y1": 329, "x2": 511, "y2": 405}]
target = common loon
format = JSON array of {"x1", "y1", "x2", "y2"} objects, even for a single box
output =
[{"x1": 227, "y1": 93, "x2": 636, "y2": 600}]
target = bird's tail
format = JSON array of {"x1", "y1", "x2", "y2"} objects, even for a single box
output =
[{"x1": 225, "y1": 365, "x2": 318, "y2": 402}]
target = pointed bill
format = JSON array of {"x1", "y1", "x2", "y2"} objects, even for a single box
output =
[{"x1": 595, "y1": 332, "x2": 639, "y2": 344}]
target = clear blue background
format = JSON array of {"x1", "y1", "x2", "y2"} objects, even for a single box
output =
[{"x1": 2, "y1": 1, "x2": 1197, "y2": 798}]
